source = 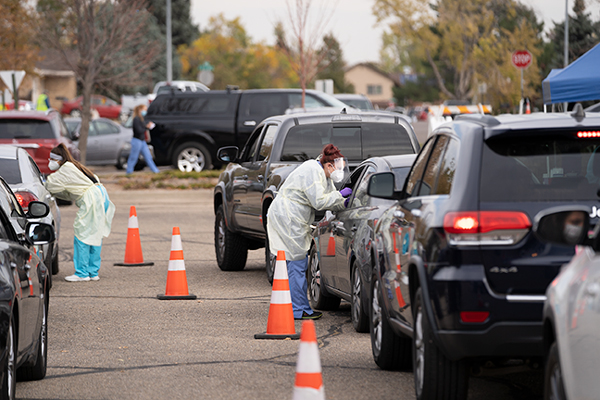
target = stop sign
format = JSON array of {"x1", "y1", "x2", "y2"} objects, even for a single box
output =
[{"x1": 512, "y1": 50, "x2": 532, "y2": 69}]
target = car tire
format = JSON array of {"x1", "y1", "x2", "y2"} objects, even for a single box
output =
[
  {"x1": 265, "y1": 233, "x2": 275, "y2": 285},
  {"x1": 370, "y1": 274, "x2": 411, "y2": 370},
  {"x1": 70, "y1": 109, "x2": 81, "y2": 118},
  {"x1": 413, "y1": 287, "x2": 468, "y2": 400},
  {"x1": 1, "y1": 317, "x2": 16, "y2": 400},
  {"x1": 173, "y1": 142, "x2": 211, "y2": 172},
  {"x1": 351, "y1": 261, "x2": 369, "y2": 333},
  {"x1": 214, "y1": 205, "x2": 248, "y2": 271},
  {"x1": 544, "y1": 341, "x2": 567, "y2": 400},
  {"x1": 17, "y1": 294, "x2": 48, "y2": 382},
  {"x1": 307, "y1": 246, "x2": 341, "y2": 311}
]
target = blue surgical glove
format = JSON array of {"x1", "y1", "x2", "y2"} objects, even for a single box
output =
[
  {"x1": 344, "y1": 197, "x2": 350, "y2": 207},
  {"x1": 340, "y1": 187, "x2": 352, "y2": 198}
]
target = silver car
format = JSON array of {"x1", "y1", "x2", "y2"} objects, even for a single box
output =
[
  {"x1": 534, "y1": 206, "x2": 600, "y2": 400},
  {"x1": 0, "y1": 145, "x2": 61, "y2": 288}
]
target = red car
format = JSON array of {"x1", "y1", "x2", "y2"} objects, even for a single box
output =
[
  {"x1": 60, "y1": 95, "x2": 122, "y2": 120},
  {"x1": 0, "y1": 110, "x2": 80, "y2": 174}
]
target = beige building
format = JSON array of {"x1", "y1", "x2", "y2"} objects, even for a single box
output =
[{"x1": 344, "y1": 63, "x2": 399, "y2": 109}]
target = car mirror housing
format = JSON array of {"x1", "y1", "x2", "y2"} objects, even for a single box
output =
[
  {"x1": 368, "y1": 172, "x2": 399, "y2": 200},
  {"x1": 533, "y1": 206, "x2": 591, "y2": 247},
  {"x1": 25, "y1": 222, "x2": 55, "y2": 245},
  {"x1": 217, "y1": 146, "x2": 239, "y2": 163},
  {"x1": 26, "y1": 201, "x2": 50, "y2": 219}
]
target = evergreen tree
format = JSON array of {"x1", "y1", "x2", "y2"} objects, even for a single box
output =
[{"x1": 316, "y1": 34, "x2": 354, "y2": 93}]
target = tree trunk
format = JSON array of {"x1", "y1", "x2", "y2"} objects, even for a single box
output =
[{"x1": 78, "y1": 80, "x2": 93, "y2": 165}]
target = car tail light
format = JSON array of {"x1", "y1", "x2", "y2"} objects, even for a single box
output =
[
  {"x1": 460, "y1": 311, "x2": 489, "y2": 323},
  {"x1": 443, "y1": 211, "x2": 531, "y2": 245},
  {"x1": 14, "y1": 191, "x2": 39, "y2": 213}
]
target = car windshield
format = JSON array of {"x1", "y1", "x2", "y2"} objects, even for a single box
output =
[
  {"x1": 0, "y1": 120, "x2": 54, "y2": 139},
  {"x1": 0, "y1": 159, "x2": 21, "y2": 184},
  {"x1": 65, "y1": 120, "x2": 79, "y2": 133},
  {"x1": 481, "y1": 130, "x2": 600, "y2": 201}
]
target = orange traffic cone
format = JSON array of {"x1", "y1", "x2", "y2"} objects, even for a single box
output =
[
  {"x1": 255, "y1": 251, "x2": 300, "y2": 340},
  {"x1": 292, "y1": 320, "x2": 325, "y2": 400},
  {"x1": 525, "y1": 99, "x2": 531, "y2": 114},
  {"x1": 157, "y1": 227, "x2": 197, "y2": 300},
  {"x1": 325, "y1": 232, "x2": 335, "y2": 256},
  {"x1": 114, "y1": 206, "x2": 154, "y2": 267}
]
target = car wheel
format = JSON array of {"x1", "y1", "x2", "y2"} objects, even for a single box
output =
[
  {"x1": 370, "y1": 274, "x2": 411, "y2": 370},
  {"x1": 70, "y1": 109, "x2": 81, "y2": 118},
  {"x1": 17, "y1": 295, "x2": 48, "y2": 381},
  {"x1": 351, "y1": 261, "x2": 369, "y2": 333},
  {"x1": 1, "y1": 317, "x2": 16, "y2": 400},
  {"x1": 214, "y1": 205, "x2": 248, "y2": 271},
  {"x1": 307, "y1": 246, "x2": 341, "y2": 310},
  {"x1": 544, "y1": 342, "x2": 567, "y2": 400},
  {"x1": 173, "y1": 142, "x2": 211, "y2": 172},
  {"x1": 265, "y1": 233, "x2": 276, "y2": 285},
  {"x1": 413, "y1": 287, "x2": 468, "y2": 399}
]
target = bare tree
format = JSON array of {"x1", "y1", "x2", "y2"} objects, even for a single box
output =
[
  {"x1": 36, "y1": 0, "x2": 160, "y2": 163},
  {"x1": 277, "y1": 0, "x2": 338, "y2": 107}
]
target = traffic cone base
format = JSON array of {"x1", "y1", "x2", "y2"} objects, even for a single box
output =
[
  {"x1": 158, "y1": 227, "x2": 196, "y2": 300},
  {"x1": 255, "y1": 250, "x2": 300, "y2": 340},
  {"x1": 292, "y1": 320, "x2": 325, "y2": 399},
  {"x1": 115, "y1": 206, "x2": 154, "y2": 267}
]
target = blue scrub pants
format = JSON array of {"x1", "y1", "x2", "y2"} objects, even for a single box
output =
[
  {"x1": 126, "y1": 137, "x2": 159, "y2": 174},
  {"x1": 287, "y1": 256, "x2": 315, "y2": 318},
  {"x1": 73, "y1": 236, "x2": 102, "y2": 278}
]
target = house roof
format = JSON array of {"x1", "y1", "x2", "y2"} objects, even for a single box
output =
[
  {"x1": 345, "y1": 63, "x2": 401, "y2": 86},
  {"x1": 35, "y1": 49, "x2": 76, "y2": 76}
]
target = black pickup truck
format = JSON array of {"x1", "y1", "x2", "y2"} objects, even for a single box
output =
[
  {"x1": 146, "y1": 88, "x2": 350, "y2": 172},
  {"x1": 213, "y1": 109, "x2": 420, "y2": 282}
]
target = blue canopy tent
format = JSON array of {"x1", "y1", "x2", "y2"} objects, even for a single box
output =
[{"x1": 542, "y1": 42, "x2": 600, "y2": 104}]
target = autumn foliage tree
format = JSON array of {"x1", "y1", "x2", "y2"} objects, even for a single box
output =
[{"x1": 36, "y1": 0, "x2": 160, "y2": 163}]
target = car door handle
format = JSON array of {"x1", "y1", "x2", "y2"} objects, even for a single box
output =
[
  {"x1": 394, "y1": 210, "x2": 405, "y2": 219},
  {"x1": 351, "y1": 226, "x2": 358, "y2": 232},
  {"x1": 257, "y1": 175, "x2": 264, "y2": 181},
  {"x1": 10, "y1": 262, "x2": 16, "y2": 269},
  {"x1": 24, "y1": 264, "x2": 31, "y2": 270},
  {"x1": 244, "y1": 120, "x2": 256, "y2": 126},
  {"x1": 411, "y1": 209, "x2": 422, "y2": 218},
  {"x1": 241, "y1": 175, "x2": 248, "y2": 180}
]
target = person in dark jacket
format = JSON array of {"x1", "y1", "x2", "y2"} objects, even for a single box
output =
[{"x1": 126, "y1": 104, "x2": 160, "y2": 174}]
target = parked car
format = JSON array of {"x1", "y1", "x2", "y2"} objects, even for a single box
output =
[
  {"x1": 64, "y1": 117, "x2": 153, "y2": 170},
  {"x1": 308, "y1": 154, "x2": 416, "y2": 332},
  {"x1": 0, "y1": 145, "x2": 61, "y2": 288},
  {"x1": 533, "y1": 206, "x2": 600, "y2": 400},
  {"x1": 147, "y1": 80, "x2": 210, "y2": 103},
  {"x1": 0, "y1": 176, "x2": 55, "y2": 399},
  {"x1": 59, "y1": 95, "x2": 123, "y2": 120},
  {"x1": 334, "y1": 94, "x2": 375, "y2": 111},
  {"x1": 365, "y1": 111, "x2": 600, "y2": 398},
  {"x1": 214, "y1": 109, "x2": 420, "y2": 283},
  {"x1": 147, "y1": 88, "x2": 351, "y2": 172},
  {"x1": 0, "y1": 110, "x2": 80, "y2": 174}
]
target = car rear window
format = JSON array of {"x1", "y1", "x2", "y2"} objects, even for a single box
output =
[
  {"x1": 0, "y1": 120, "x2": 54, "y2": 139},
  {"x1": 280, "y1": 122, "x2": 414, "y2": 162},
  {"x1": 480, "y1": 131, "x2": 600, "y2": 201},
  {"x1": 0, "y1": 159, "x2": 22, "y2": 184}
]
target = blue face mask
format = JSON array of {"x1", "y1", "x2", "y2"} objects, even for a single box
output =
[{"x1": 141, "y1": 110, "x2": 147, "y2": 117}]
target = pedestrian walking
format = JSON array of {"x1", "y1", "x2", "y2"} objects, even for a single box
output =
[
  {"x1": 36, "y1": 90, "x2": 50, "y2": 111},
  {"x1": 126, "y1": 104, "x2": 160, "y2": 175},
  {"x1": 45, "y1": 143, "x2": 115, "y2": 282},
  {"x1": 267, "y1": 144, "x2": 352, "y2": 320}
]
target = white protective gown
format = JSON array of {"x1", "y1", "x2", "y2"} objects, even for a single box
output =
[
  {"x1": 45, "y1": 162, "x2": 115, "y2": 246},
  {"x1": 267, "y1": 160, "x2": 345, "y2": 261}
]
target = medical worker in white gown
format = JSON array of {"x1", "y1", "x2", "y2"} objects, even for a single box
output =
[
  {"x1": 45, "y1": 144, "x2": 115, "y2": 282},
  {"x1": 267, "y1": 144, "x2": 352, "y2": 320}
]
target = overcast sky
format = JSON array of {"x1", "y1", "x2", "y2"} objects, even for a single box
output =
[{"x1": 190, "y1": 0, "x2": 600, "y2": 66}]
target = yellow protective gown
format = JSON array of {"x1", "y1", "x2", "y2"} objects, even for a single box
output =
[
  {"x1": 45, "y1": 162, "x2": 115, "y2": 246},
  {"x1": 267, "y1": 160, "x2": 345, "y2": 261}
]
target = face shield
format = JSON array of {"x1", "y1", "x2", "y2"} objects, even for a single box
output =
[{"x1": 329, "y1": 157, "x2": 349, "y2": 184}]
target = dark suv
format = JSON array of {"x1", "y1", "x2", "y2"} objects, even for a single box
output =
[{"x1": 366, "y1": 111, "x2": 600, "y2": 399}]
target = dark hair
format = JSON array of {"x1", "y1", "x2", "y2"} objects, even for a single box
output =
[
  {"x1": 320, "y1": 144, "x2": 343, "y2": 165},
  {"x1": 51, "y1": 143, "x2": 98, "y2": 184}
]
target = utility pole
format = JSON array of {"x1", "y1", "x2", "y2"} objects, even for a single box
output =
[
  {"x1": 564, "y1": 0, "x2": 569, "y2": 112},
  {"x1": 166, "y1": 0, "x2": 173, "y2": 82}
]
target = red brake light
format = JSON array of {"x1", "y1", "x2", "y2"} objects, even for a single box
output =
[
  {"x1": 14, "y1": 191, "x2": 39, "y2": 213},
  {"x1": 460, "y1": 311, "x2": 490, "y2": 323},
  {"x1": 444, "y1": 211, "x2": 531, "y2": 246},
  {"x1": 577, "y1": 131, "x2": 600, "y2": 138}
]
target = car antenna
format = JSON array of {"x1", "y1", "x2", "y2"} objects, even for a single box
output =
[
  {"x1": 340, "y1": 108, "x2": 347, "y2": 114},
  {"x1": 571, "y1": 103, "x2": 585, "y2": 122}
]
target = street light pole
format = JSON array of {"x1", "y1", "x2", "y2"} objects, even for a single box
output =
[
  {"x1": 166, "y1": 0, "x2": 173, "y2": 82},
  {"x1": 564, "y1": 0, "x2": 569, "y2": 112}
]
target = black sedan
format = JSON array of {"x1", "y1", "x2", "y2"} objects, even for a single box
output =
[
  {"x1": 0, "y1": 177, "x2": 55, "y2": 399},
  {"x1": 307, "y1": 154, "x2": 416, "y2": 332}
]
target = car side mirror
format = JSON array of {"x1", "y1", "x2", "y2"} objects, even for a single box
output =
[
  {"x1": 26, "y1": 201, "x2": 50, "y2": 219},
  {"x1": 217, "y1": 146, "x2": 239, "y2": 163},
  {"x1": 533, "y1": 206, "x2": 591, "y2": 247},
  {"x1": 69, "y1": 130, "x2": 80, "y2": 141},
  {"x1": 367, "y1": 172, "x2": 399, "y2": 200},
  {"x1": 25, "y1": 222, "x2": 55, "y2": 245}
]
